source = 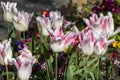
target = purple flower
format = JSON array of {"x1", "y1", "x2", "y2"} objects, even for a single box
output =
[
  {"x1": 0, "y1": 65, "x2": 5, "y2": 72},
  {"x1": 40, "y1": 10, "x2": 50, "y2": 17},
  {"x1": 40, "y1": 62, "x2": 46, "y2": 71},
  {"x1": 92, "y1": 7, "x2": 100, "y2": 14},
  {"x1": 58, "y1": 64, "x2": 66, "y2": 79},
  {"x1": 32, "y1": 59, "x2": 46, "y2": 74},
  {"x1": 92, "y1": 0, "x2": 120, "y2": 14},
  {"x1": 15, "y1": 40, "x2": 24, "y2": 51}
]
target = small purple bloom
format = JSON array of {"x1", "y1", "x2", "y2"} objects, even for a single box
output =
[
  {"x1": 0, "y1": 65, "x2": 5, "y2": 72},
  {"x1": 38, "y1": 59, "x2": 46, "y2": 71},
  {"x1": 41, "y1": 10, "x2": 49, "y2": 17},
  {"x1": 15, "y1": 40, "x2": 24, "y2": 51},
  {"x1": 92, "y1": 7, "x2": 100, "y2": 14},
  {"x1": 58, "y1": 64, "x2": 66, "y2": 79},
  {"x1": 40, "y1": 62, "x2": 46, "y2": 71}
]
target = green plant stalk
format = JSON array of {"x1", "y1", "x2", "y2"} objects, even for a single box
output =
[
  {"x1": 97, "y1": 59, "x2": 99, "y2": 80},
  {"x1": 23, "y1": 32, "x2": 26, "y2": 39},
  {"x1": 7, "y1": 22, "x2": 12, "y2": 38},
  {"x1": 111, "y1": 65, "x2": 115, "y2": 77},
  {"x1": 5, "y1": 65, "x2": 9, "y2": 80},
  {"x1": 85, "y1": 74, "x2": 88, "y2": 80},
  {"x1": 1, "y1": 71, "x2": 4, "y2": 80},
  {"x1": 55, "y1": 53, "x2": 58, "y2": 80},
  {"x1": 97, "y1": 57, "x2": 101, "y2": 80},
  {"x1": 46, "y1": 59, "x2": 50, "y2": 80},
  {"x1": 40, "y1": 32, "x2": 51, "y2": 80},
  {"x1": 65, "y1": 52, "x2": 74, "y2": 80},
  {"x1": 64, "y1": 67, "x2": 67, "y2": 80},
  {"x1": 48, "y1": 59, "x2": 54, "y2": 80},
  {"x1": 8, "y1": 23, "x2": 10, "y2": 34},
  {"x1": 106, "y1": 59, "x2": 109, "y2": 79},
  {"x1": 76, "y1": 52, "x2": 78, "y2": 68},
  {"x1": 73, "y1": 69, "x2": 83, "y2": 75},
  {"x1": 32, "y1": 36, "x2": 34, "y2": 54}
]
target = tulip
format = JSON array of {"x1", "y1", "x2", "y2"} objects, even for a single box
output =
[
  {"x1": 1, "y1": 1, "x2": 17, "y2": 22},
  {"x1": 94, "y1": 36, "x2": 114, "y2": 55},
  {"x1": 36, "y1": 11, "x2": 71, "y2": 37},
  {"x1": 12, "y1": 11, "x2": 33, "y2": 32},
  {"x1": 50, "y1": 11, "x2": 63, "y2": 29},
  {"x1": 48, "y1": 27, "x2": 64, "y2": 41},
  {"x1": 0, "y1": 43, "x2": 4, "y2": 65},
  {"x1": 72, "y1": 26, "x2": 80, "y2": 46},
  {"x1": 71, "y1": 26, "x2": 81, "y2": 53},
  {"x1": 11, "y1": 46, "x2": 35, "y2": 80},
  {"x1": 83, "y1": 13, "x2": 103, "y2": 38},
  {"x1": 83, "y1": 12, "x2": 120, "y2": 37},
  {"x1": 0, "y1": 38, "x2": 12, "y2": 65},
  {"x1": 100, "y1": 12, "x2": 120, "y2": 37},
  {"x1": 18, "y1": 45, "x2": 32, "y2": 58},
  {"x1": 83, "y1": 13, "x2": 98, "y2": 27},
  {"x1": 48, "y1": 27, "x2": 75, "y2": 52},
  {"x1": 36, "y1": 16, "x2": 51, "y2": 36},
  {"x1": 12, "y1": 55, "x2": 36, "y2": 80},
  {"x1": 107, "y1": 12, "x2": 114, "y2": 36},
  {"x1": 50, "y1": 32, "x2": 75, "y2": 52},
  {"x1": 79, "y1": 28, "x2": 95, "y2": 55},
  {"x1": 99, "y1": 12, "x2": 113, "y2": 36}
]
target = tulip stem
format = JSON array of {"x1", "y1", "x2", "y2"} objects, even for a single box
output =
[
  {"x1": 7, "y1": 22, "x2": 11, "y2": 38},
  {"x1": 8, "y1": 23, "x2": 10, "y2": 34},
  {"x1": 55, "y1": 53, "x2": 58, "y2": 80},
  {"x1": 23, "y1": 32, "x2": 26, "y2": 39},
  {"x1": 97, "y1": 58, "x2": 100, "y2": 80},
  {"x1": 5, "y1": 65, "x2": 9, "y2": 80}
]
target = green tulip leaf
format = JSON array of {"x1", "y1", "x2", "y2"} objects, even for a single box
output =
[{"x1": 66, "y1": 65, "x2": 73, "y2": 80}]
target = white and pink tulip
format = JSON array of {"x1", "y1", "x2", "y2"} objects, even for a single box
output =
[
  {"x1": 100, "y1": 12, "x2": 120, "y2": 37},
  {"x1": 36, "y1": 16, "x2": 51, "y2": 36},
  {"x1": 83, "y1": 12, "x2": 120, "y2": 37},
  {"x1": 12, "y1": 11, "x2": 33, "y2": 32},
  {"x1": 50, "y1": 32, "x2": 75, "y2": 52},
  {"x1": 11, "y1": 47, "x2": 36, "y2": 80},
  {"x1": 18, "y1": 45, "x2": 32, "y2": 58},
  {"x1": 1, "y1": 1, "x2": 17, "y2": 22},
  {"x1": 49, "y1": 11, "x2": 63, "y2": 29},
  {"x1": 0, "y1": 38, "x2": 12, "y2": 65},
  {"x1": 36, "y1": 11, "x2": 71, "y2": 37},
  {"x1": 94, "y1": 35, "x2": 114, "y2": 55},
  {"x1": 47, "y1": 26, "x2": 75, "y2": 52},
  {"x1": 79, "y1": 28, "x2": 95, "y2": 55},
  {"x1": 12, "y1": 55, "x2": 36, "y2": 80}
]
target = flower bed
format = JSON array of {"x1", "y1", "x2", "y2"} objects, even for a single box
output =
[{"x1": 0, "y1": 0, "x2": 120, "y2": 80}]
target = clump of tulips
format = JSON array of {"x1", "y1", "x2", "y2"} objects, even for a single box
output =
[{"x1": 0, "y1": 1, "x2": 120, "y2": 80}]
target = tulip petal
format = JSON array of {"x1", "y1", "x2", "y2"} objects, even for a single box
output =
[
  {"x1": 63, "y1": 32, "x2": 75, "y2": 48},
  {"x1": 83, "y1": 18, "x2": 90, "y2": 26},
  {"x1": 54, "y1": 27, "x2": 64, "y2": 40},
  {"x1": 110, "y1": 27, "x2": 120, "y2": 36}
]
